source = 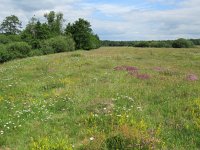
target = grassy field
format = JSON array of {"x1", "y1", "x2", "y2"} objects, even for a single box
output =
[{"x1": 0, "y1": 47, "x2": 200, "y2": 149}]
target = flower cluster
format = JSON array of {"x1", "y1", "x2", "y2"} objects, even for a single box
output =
[
  {"x1": 114, "y1": 65, "x2": 150, "y2": 80},
  {"x1": 186, "y1": 74, "x2": 198, "y2": 81}
]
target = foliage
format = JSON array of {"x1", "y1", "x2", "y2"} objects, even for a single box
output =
[
  {"x1": 190, "y1": 39, "x2": 200, "y2": 45},
  {"x1": 172, "y1": 38, "x2": 194, "y2": 48},
  {"x1": 101, "y1": 39, "x2": 198, "y2": 48},
  {"x1": 21, "y1": 17, "x2": 50, "y2": 49},
  {"x1": 28, "y1": 49, "x2": 44, "y2": 57},
  {"x1": 0, "y1": 34, "x2": 21, "y2": 44},
  {"x1": 44, "y1": 11, "x2": 64, "y2": 36},
  {"x1": 30, "y1": 137, "x2": 73, "y2": 150},
  {"x1": 65, "y1": 18, "x2": 100, "y2": 50},
  {"x1": 41, "y1": 36, "x2": 75, "y2": 54},
  {"x1": 0, "y1": 15, "x2": 22, "y2": 35},
  {"x1": 5, "y1": 42, "x2": 31, "y2": 59},
  {"x1": 101, "y1": 40, "x2": 133, "y2": 47},
  {"x1": 0, "y1": 45, "x2": 11, "y2": 63}
]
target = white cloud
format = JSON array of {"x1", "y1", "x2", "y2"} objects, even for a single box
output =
[{"x1": 0, "y1": 0, "x2": 199, "y2": 40}]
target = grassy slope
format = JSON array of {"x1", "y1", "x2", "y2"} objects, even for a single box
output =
[{"x1": 0, "y1": 47, "x2": 200, "y2": 149}]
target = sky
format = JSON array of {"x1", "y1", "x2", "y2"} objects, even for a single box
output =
[{"x1": 0, "y1": 0, "x2": 200, "y2": 41}]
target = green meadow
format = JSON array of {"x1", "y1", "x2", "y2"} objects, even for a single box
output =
[{"x1": 0, "y1": 47, "x2": 200, "y2": 149}]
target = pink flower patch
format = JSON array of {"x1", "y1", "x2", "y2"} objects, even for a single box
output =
[{"x1": 186, "y1": 74, "x2": 198, "y2": 81}]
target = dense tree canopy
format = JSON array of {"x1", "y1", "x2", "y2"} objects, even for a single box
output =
[
  {"x1": 0, "y1": 11, "x2": 101, "y2": 63},
  {"x1": 44, "y1": 11, "x2": 64, "y2": 36},
  {"x1": 65, "y1": 18, "x2": 100, "y2": 50}
]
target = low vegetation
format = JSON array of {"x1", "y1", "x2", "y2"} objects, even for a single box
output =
[
  {"x1": 101, "y1": 38, "x2": 199, "y2": 48},
  {"x1": 0, "y1": 47, "x2": 199, "y2": 149},
  {"x1": 0, "y1": 11, "x2": 100, "y2": 63}
]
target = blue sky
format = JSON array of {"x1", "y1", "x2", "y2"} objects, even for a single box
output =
[{"x1": 0, "y1": 0, "x2": 200, "y2": 40}]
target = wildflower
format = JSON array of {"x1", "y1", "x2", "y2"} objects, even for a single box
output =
[
  {"x1": 0, "y1": 131, "x2": 3, "y2": 135},
  {"x1": 90, "y1": 137, "x2": 94, "y2": 141},
  {"x1": 137, "y1": 106, "x2": 142, "y2": 111},
  {"x1": 186, "y1": 74, "x2": 198, "y2": 81}
]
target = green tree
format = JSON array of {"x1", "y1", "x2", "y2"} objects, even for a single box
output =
[
  {"x1": 21, "y1": 17, "x2": 50, "y2": 48},
  {"x1": 0, "y1": 15, "x2": 22, "y2": 35},
  {"x1": 65, "y1": 18, "x2": 100, "y2": 50},
  {"x1": 172, "y1": 38, "x2": 194, "y2": 48},
  {"x1": 44, "y1": 11, "x2": 64, "y2": 36}
]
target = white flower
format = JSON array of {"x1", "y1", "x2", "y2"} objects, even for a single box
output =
[
  {"x1": 137, "y1": 107, "x2": 142, "y2": 111},
  {"x1": 90, "y1": 137, "x2": 94, "y2": 141}
]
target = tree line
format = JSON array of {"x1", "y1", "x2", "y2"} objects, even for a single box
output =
[
  {"x1": 101, "y1": 38, "x2": 200, "y2": 48},
  {"x1": 0, "y1": 11, "x2": 101, "y2": 63}
]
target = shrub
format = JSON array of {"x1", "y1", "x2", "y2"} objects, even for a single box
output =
[
  {"x1": 172, "y1": 38, "x2": 194, "y2": 48},
  {"x1": 0, "y1": 45, "x2": 12, "y2": 63},
  {"x1": 83, "y1": 34, "x2": 101, "y2": 50},
  {"x1": 40, "y1": 45, "x2": 55, "y2": 55},
  {"x1": 28, "y1": 49, "x2": 44, "y2": 57},
  {"x1": 6, "y1": 42, "x2": 31, "y2": 58},
  {"x1": 0, "y1": 34, "x2": 22, "y2": 44},
  {"x1": 134, "y1": 41, "x2": 150, "y2": 47},
  {"x1": 41, "y1": 36, "x2": 75, "y2": 53},
  {"x1": 7, "y1": 34, "x2": 21, "y2": 42},
  {"x1": 0, "y1": 34, "x2": 11, "y2": 44}
]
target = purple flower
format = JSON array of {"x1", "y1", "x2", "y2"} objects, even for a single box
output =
[
  {"x1": 125, "y1": 66, "x2": 139, "y2": 72},
  {"x1": 186, "y1": 74, "x2": 198, "y2": 81}
]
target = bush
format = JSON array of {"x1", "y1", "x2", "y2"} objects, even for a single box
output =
[
  {"x1": 41, "y1": 36, "x2": 75, "y2": 53},
  {"x1": 6, "y1": 42, "x2": 31, "y2": 58},
  {"x1": 0, "y1": 45, "x2": 12, "y2": 63},
  {"x1": 40, "y1": 45, "x2": 55, "y2": 55},
  {"x1": 0, "y1": 34, "x2": 22, "y2": 44},
  {"x1": 28, "y1": 49, "x2": 44, "y2": 57},
  {"x1": 172, "y1": 38, "x2": 194, "y2": 48},
  {"x1": 0, "y1": 34, "x2": 11, "y2": 44},
  {"x1": 134, "y1": 41, "x2": 150, "y2": 47},
  {"x1": 83, "y1": 34, "x2": 101, "y2": 50}
]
